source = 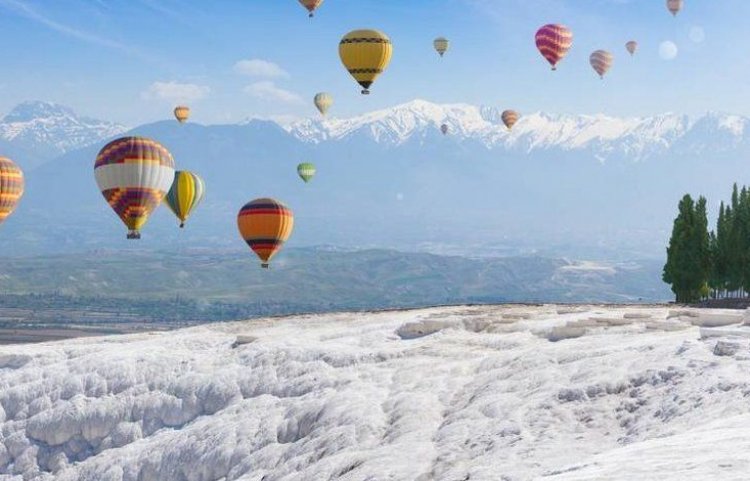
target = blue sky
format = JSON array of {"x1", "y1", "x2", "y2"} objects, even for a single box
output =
[{"x1": 0, "y1": 0, "x2": 745, "y2": 125}]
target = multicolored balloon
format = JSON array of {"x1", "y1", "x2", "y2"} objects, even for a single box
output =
[
  {"x1": 590, "y1": 50, "x2": 614, "y2": 79},
  {"x1": 434, "y1": 37, "x2": 449, "y2": 57},
  {"x1": 626, "y1": 41, "x2": 638, "y2": 56},
  {"x1": 314, "y1": 93, "x2": 333, "y2": 116},
  {"x1": 0, "y1": 157, "x2": 24, "y2": 227},
  {"x1": 94, "y1": 137, "x2": 175, "y2": 239},
  {"x1": 297, "y1": 162, "x2": 316, "y2": 183},
  {"x1": 165, "y1": 171, "x2": 205, "y2": 228},
  {"x1": 299, "y1": 0, "x2": 323, "y2": 17},
  {"x1": 174, "y1": 106, "x2": 190, "y2": 124},
  {"x1": 339, "y1": 29, "x2": 393, "y2": 95},
  {"x1": 501, "y1": 110, "x2": 519, "y2": 130},
  {"x1": 535, "y1": 24, "x2": 573, "y2": 71},
  {"x1": 237, "y1": 198, "x2": 294, "y2": 269},
  {"x1": 441, "y1": 124, "x2": 449, "y2": 135},
  {"x1": 667, "y1": 0, "x2": 683, "y2": 16}
]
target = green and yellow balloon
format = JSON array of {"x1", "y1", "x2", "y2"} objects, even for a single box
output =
[
  {"x1": 297, "y1": 163, "x2": 316, "y2": 183},
  {"x1": 165, "y1": 171, "x2": 206, "y2": 228}
]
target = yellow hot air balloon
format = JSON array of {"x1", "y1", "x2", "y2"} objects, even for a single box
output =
[
  {"x1": 314, "y1": 93, "x2": 333, "y2": 116},
  {"x1": 165, "y1": 171, "x2": 205, "y2": 228},
  {"x1": 339, "y1": 29, "x2": 393, "y2": 95},
  {"x1": 94, "y1": 137, "x2": 175, "y2": 239},
  {"x1": 237, "y1": 198, "x2": 294, "y2": 268},
  {"x1": 626, "y1": 41, "x2": 638, "y2": 56},
  {"x1": 434, "y1": 37, "x2": 449, "y2": 57},
  {"x1": 590, "y1": 50, "x2": 614, "y2": 79},
  {"x1": 667, "y1": 0, "x2": 683, "y2": 16},
  {"x1": 299, "y1": 0, "x2": 323, "y2": 17},
  {"x1": 0, "y1": 157, "x2": 24, "y2": 227},
  {"x1": 501, "y1": 110, "x2": 520, "y2": 130},
  {"x1": 174, "y1": 106, "x2": 190, "y2": 124}
]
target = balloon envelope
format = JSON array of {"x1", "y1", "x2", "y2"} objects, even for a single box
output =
[
  {"x1": 297, "y1": 162, "x2": 316, "y2": 183},
  {"x1": 667, "y1": 0, "x2": 683, "y2": 16},
  {"x1": 339, "y1": 29, "x2": 393, "y2": 95},
  {"x1": 237, "y1": 198, "x2": 294, "y2": 268},
  {"x1": 501, "y1": 110, "x2": 520, "y2": 130},
  {"x1": 0, "y1": 157, "x2": 23, "y2": 227},
  {"x1": 535, "y1": 24, "x2": 573, "y2": 70},
  {"x1": 440, "y1": 124, "x2": 449, "y2": 135},
  {"x1": 299, "y1": 0, "x2": 323, "y2": 17},
  {"x1": 434, "y1": 37, "x2": 449, "y2": 57},
  {"x1": 626, "y1": 41, "x2": 638, "y2": 56},
  {"x1": 94, "y1": 137, "x2": 175, "y2": 239},
  {"x1": 314, "y1": 93, "x2": 333, "y2": 116},
  {"x1": 590, "y1": 50, "x2": 614, "y2": 78},
  {"x1": 165, "y1": 171, "x2": 205, "y2": 228},
  {"x1": 174, "y1": 106, "x2": 190, "y2": 124}
]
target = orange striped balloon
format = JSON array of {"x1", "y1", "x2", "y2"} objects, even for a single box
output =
[
  {"x1": 535, "y1": 24, "x2": 573, "y2": 71},
  {"x1": 299, "y1": 0, "x2": 323, "y2": 17},
  {"x1": 590, "y1": 50, "x2": 613, "y2": 79},
  {"x1": 0, "y1": 157, "x2": 23, "y2": 226},
  {"x1": 501, "y1": 110, "x2": 520, "y2": 130},
  {"x1": 667, "y1": 0, "x2": 683, "y2": 16},
  {"x1": 237, "y1": 198, "x2": 294, "y2": 268}
]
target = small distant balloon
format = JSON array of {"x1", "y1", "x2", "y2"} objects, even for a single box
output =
[
  {"x1": 314, "y1": 93, "x2": 333, "y2": 116},
  {"x1": 297, "y1": 162, "x2": 316, "y2": 183},
  {"x1": 441, "y1": 124, "x2": 449, "y2": 135},
  {"x1": 659, "y1": 41, "x2": 678, "y2": 60},
  {"x1": 174, "y1": 106, "x2": 190, "y2": 124},
  {"x1": 434, "y1": 37, "x2": 449, "y2": 57},
  {"x1": 590, "y1": 50, "x2": 613, "y2": 79},
  {"x1": 0, "y1": 157, "x2": 24, "y2": 227},
  {"x1": 237, "y1": 198, "x2": 294, "y2": 269},
  {"x1": 689, "y1": 26, "x2": 705, "y2": 43},
  {"x1": 299, "y1": 0, "x2": 323, "y2": 17},
  {"x1": 501, "y1": 110, "x2": 519, "y2": 130},
  {"x1": 626, "y1": 41, "x2": 638, "y2": 56},
  {"x1": 667, "y1": 0, "x2": 683, "y2": 17}
]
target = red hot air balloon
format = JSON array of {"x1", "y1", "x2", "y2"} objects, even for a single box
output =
[{"x1": 535, "y1": 24, "x2": 573, "y2": 71}]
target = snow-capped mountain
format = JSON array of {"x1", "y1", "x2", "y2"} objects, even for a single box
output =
[
  {"x1": 1, "y1": 305, "x2": 750, "y2": 480},
  {"x1": 0, "y1": 101, "x2": 126, "y2": 168},
  {"x1": 287, "y1": 99, "x2": 748, "y2": 161}
]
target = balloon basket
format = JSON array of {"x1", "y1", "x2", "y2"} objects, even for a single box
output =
[
  {"x1": 361, "y1": 89, "x2": 370, "y2": 95},
  {"x1": 261, "y1": 263, "x2": 270, "y2": 269},
  {"x1": 127, "y1": 231, "x2": 141, "y2": 240}
]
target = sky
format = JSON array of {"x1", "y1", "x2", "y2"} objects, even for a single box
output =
[{"x1": 0, "y1": 0, "x2": 746, "y2": 126}]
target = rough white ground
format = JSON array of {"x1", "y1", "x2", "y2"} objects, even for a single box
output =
[{"x1": 2, "y1": 305, "x2": 750, "y2": 481}]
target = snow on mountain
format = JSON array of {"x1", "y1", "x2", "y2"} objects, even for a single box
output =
[
  {"x1": 2, "y1": 305, "x2": 750, "y2": 480},
  {"x1": 0, "y1": 101, "x2": 127, "y2": 167},
  {"x1": 286, "y1": 100, "x2": 748, "y2": 161}
]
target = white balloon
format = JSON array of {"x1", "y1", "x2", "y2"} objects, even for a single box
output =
[{"x1": 659, "y1": 41, "x2": 678, "y2": 60}]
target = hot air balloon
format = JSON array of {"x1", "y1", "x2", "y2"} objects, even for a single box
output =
[
  {"x1": 535, "y1": 24, "x2": 573, "y2": 70},
  {"x1": 667, "y1": 0, "x2": 683, "y2": 16},
  {"x1": 434, "y1": 37, "x2": 449, "y2": 57},
  {"x1": 165, "y1": 171, "x2": 205, "y2": 228},
  {"x1": 0, "y1": 157, "x2": 24, "y2": 227},
  {"x1": 237, "y1": 198, "x2": 294, "y2": 268},
  {"x1": 339, "y1": 29, "x2": 393, "y2": 95},
  {"x1": 297, "y1": 162, "x2": 316, "y2": 183},
  {"x1": 590, "y1": 50, "x2": 613, "y2": 79},
  {"x1": 94, "y1": 137, "x2": 175, "y2": 239},
  {"x1": 626, "y1": 41, "x2": 638, "y2": 56},
  {"x1": 440, "y1": 124, "x2": 449, "y2": 135},
  {"x1": 501, "y1": 110, "x2": 519, "y2": 130},
  {"x1": 314, "y1": 93, "x2": 333, "y2": 116},
  {"x1": 174, "y1": 106, "x2": 190, "y2": 124},
  {"x1": 299, "y1": 0, "x2": 323, "y2": 17}
]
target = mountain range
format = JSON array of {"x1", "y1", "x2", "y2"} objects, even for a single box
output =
[{"x1": 1, "y1": 99, "x2": 748, "y2": 258}]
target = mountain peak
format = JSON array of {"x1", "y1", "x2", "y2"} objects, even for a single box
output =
[{"x1": 3, "y1": 100, "x2": 77, "y2": 123}]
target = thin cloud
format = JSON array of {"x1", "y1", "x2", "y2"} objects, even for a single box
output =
[
  {"x1": 234, "y1": 59, "x2": 290, "y2": 79},
  {"x1": 243, "y1": 81, "x2": 303, "y2": 105},
  {"x1": 0, "y1": 0, "x2": 150, "y2": 59},
  {"x1": 142, "y1": 81, "x2": 211, "y2": 103}
]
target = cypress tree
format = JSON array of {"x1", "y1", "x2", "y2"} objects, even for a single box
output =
[{"x1": 664, "y1": 195, "x2": 705, "y2": 303}]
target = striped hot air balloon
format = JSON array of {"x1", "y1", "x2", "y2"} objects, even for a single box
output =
[
  {"x1": 0, "y1": 157, "x2": 24, "y2": 227},
  {"x1": 434, "y1": 37, "x2": 449, "y2": 57},
  {"x1": 165, "y1": 171, "x2": 205, "y2": 228},
  {"x1": 94, "y1": 137, "x2": 175, "y2": 239},
  {"x1": 535, "y1": 24, "x2": 573, "y2": 71},
  {"x1": 237, "y1": 198, "x2": 294, "y2": 269},
  {"x1": 590, "y1": 50, "x2": 614, "y2": 79},
  {"x1": 299, "y1": 0, "x2": 323, "y2": 17},
  {"x1": 667, "y1": 0, "x2": 683, "y2": 16},
  {"x1": 339, "y1": 29, "x2": 393, "y2": 95},
  {"x1": 297, "y1": 162, "x2": 316, "y2": 183},
  {"x1": 174, "y1": 106, "x2": 190, "y2": 124},
  {"x1": 626, "y1": 41, "x2": 638, "y2": 56},
  {"x1": 314, "y1": 93, "x2": 333, "y2": 116},
  {"x1": 440, "y1": 124, "x2": 449, "y2": 135},
  {"x1": 501, "y1": 110, "x2": 520, "y2": 130}
]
